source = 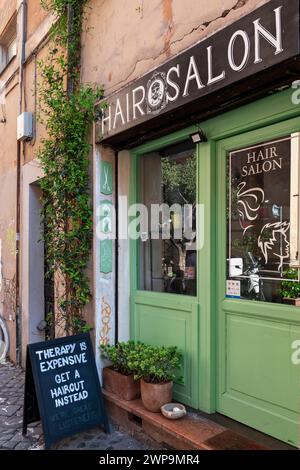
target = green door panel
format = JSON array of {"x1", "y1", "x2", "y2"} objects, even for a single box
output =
[
  {"x1": 226, "y1": 314, "x2": 299, "y2": 411},
  {"x1": 131, "y1": 292, "x2": 199, "y2": 408},
  {"x1": 218, "y1": 393, "x2": 298, "y2": 447},
  {"x1": 216, "y1": 121, "x2": 300, "y2": 447}
]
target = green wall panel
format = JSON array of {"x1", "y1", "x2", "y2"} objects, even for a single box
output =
[{"x1": 132, "y1": 293, "x2": 199, "y2": 408}]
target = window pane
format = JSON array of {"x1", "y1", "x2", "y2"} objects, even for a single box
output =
[
  {"x1": 0, "y1": 15, "x2": 17, "y2": 71},
  {"x1": 139, "y1": 141, "x2": 197, "y2": 296},
  {"x1": 7, "y1": 38, "x2": 16, "y2": 62},
  {"x1": 227, "y1": 133, "x2": 300, "y2": 304}
]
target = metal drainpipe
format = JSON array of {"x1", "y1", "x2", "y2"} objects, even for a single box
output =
[{"x1": 16, "y1": 0, "x2": 27, "y2": 365}]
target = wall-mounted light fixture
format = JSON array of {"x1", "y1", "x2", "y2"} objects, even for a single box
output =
[{"x1": 190, "y1": 130, "x2": 207, "y2": 143}]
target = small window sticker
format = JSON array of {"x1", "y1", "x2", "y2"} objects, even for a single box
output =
[{"x1": 226, "y1": 280, "x2": 241, "y2": 299}]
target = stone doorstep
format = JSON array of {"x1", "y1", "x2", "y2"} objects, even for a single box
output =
[{"x1": 103, "y1": 390, "x2": 268, "y2": 451}]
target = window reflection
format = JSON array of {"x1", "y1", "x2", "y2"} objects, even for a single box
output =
[{"x1": 139, "y1": 141, "x2": 197, "y2": 296}]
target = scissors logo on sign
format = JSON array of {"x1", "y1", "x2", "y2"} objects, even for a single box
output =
[{"x1": 102, "y1": 164, "x2": 112, "y2": 194}]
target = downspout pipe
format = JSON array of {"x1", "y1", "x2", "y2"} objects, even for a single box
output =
[{"x1": 16, "y1": 0, "x2": 27, "y2": 365}]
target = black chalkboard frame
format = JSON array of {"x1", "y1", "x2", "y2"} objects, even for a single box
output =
[{"x1": 23, "y1": 332, "x2": 110, "y2": 449}]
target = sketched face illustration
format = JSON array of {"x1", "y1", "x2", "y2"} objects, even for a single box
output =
[
  {"x1": 236, "y1": 182, "x2": 265, "y2": 235},
  {"x1": 258, "y1": 221, "x2": 290, "y2": 272}
]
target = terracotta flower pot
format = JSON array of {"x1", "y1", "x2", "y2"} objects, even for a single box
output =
[
  {"x1": 140, "y1": 379, "x2": 173, "y2": 412},
  {"x1": 103, "y1": 367, "x2": 140, "y2": 401},
  {"x1": 283, "y1": 297, "x2": 300, "y2": 307}
]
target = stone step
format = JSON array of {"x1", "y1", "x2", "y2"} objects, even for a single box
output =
[{"x1": 103, "y1": 390, "x2": 268, "y2": 451}]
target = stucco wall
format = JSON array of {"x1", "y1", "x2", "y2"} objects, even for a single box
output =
[
  {"x1": 0, "y1": 0, "x2": 48, "y2": 361},
  {"x1": 81, "y1": 0, "x2": 269, "y2": 95},
  {"x1": 0, "y1": 0, "x2": 16, "y2": 36},
  {"x1": 0, "y1": 77, "x2": 18, "y2": 362},
  {"x1": 27, "y1": 0, "x2": 48, "y2": 39}
]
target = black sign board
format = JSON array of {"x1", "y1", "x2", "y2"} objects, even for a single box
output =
[
  {"x1": 23, "y1": 333, "x2": 109, "y2": 449},
  {"x1": 96, "y1": 0, "x2": 300, "y2": 145}
]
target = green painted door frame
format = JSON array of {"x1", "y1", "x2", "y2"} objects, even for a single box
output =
[{"x1": 129, "y1": 87, "x2": 300, "y2": 439}]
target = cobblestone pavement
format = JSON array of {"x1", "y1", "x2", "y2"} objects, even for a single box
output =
[{"x1": 0, "y1": 362, "x2": 147, "y2": 450}]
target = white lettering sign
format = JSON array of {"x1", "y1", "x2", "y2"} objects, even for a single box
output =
[{"x1": 99, "y1": 2, "x2": 297, "y2": 139}]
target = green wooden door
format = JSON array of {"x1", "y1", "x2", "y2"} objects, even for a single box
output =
[
  {"x1": 216, "y1": 118, "x2": 300, "y2": 447},
  {"x1": 130, "y1": 130, "x2": 200, "y2": 409}
]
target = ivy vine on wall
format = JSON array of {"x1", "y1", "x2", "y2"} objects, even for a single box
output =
[{"x1": 38, "y1": 0, "x2": 104, "y2": 335}]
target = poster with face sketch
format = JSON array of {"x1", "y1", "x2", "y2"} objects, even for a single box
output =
[{"x1": 228, "y1": 137, "x2": 293, "y2": 279}]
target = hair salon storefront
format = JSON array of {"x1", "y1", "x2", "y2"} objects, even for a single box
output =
[{"x1": 96, "y1": 0, "x2": 300, "y2": 447}]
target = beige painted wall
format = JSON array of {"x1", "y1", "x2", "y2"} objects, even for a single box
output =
[
  {"x1": 0, "y1": 78, "x2": 18, "y2": 362},
  {"x1": 0, "y1": 0, "x2": 17, "y2": 36},
  {"x1": 0, "y1": 0, "x2": 47, "y2": 361},
  {"x1": 81, "y1": 0, "x2": 269, "y2": 95}
]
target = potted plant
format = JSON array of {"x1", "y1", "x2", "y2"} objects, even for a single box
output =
[
  {"x1": 279, "y1": 268, "x2": 300, "y2": 306},
  {"x1": 131, "y1": 344, "x2": 183, "y2": 412},
  {"x1": 100, "y1": 341, "x2": 141, "y2": 401}
]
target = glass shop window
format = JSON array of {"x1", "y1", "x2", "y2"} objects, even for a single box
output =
[
  {"x1": 227, "y1": 133, "x2": 300, "y2": 305},
  {"x1": 139, "y1": 141, "x2": 197, "y2": 296}
]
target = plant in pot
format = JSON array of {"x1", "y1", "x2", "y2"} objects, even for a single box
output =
[
  {"x1": 100, "y1": 341, "x2": 141, "y2": 401},
  {"x1": 279, "y1": 268, "x2": 300, "y2": 306},
  {"x1": 130, "y1": 344, "x2": 183, "y2": 413}
]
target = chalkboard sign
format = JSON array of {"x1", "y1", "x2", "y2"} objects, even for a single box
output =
[{"x1": 23, "y1": 333, "x2": 109, "y2": 448}]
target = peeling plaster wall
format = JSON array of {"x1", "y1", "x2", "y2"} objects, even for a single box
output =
[{"x1": 81, "y1": 0, "x2": 268, "y2": 95}]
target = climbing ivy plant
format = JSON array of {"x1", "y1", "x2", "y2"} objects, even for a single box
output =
[{"x1": 38, "y1": 0, "x2": 104, "y2": 334}]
